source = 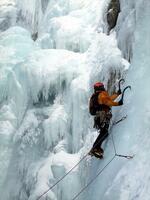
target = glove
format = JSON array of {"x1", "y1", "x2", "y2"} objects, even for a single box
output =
[
  {"x1": 118, "y1": 99, "x2": 123, "y2": 105},
  {"x1": 117, "y1": 89, "x2": 122, "y2": 95}
]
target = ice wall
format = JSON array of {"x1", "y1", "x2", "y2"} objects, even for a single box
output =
[
  {"x1": 0, "y1": 26, "x2": 37, "y2": 192},
  {"x1": 116, "y1": 0, "x2": 136, "y2": 61},
  {"x1": 37, "y1": 0, "x2": 106, "y2": 52},
  {"x1": 16, "y1": 0, "x2": 43, "y2": 36},
  {"x1": 0, "y1": 25, "x2": 88, "y2": 200},
  {"x1": 0, "y1": 0, "x2": 16, "y2": 32},
  {"x1": 87, "y1": 1, "x2": 150, "y2": 200},
  {"x1": 103, "y1": 1, "x2": 150, "y2": 199}
]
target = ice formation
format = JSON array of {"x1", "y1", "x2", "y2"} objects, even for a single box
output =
[{"x1": 0, "y1": 0, "x2": 149, "y2": 200}]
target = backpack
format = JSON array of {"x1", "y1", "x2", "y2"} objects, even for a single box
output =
[{"x1": 89, "y1": 92, "x2": 101, "y2": 115}]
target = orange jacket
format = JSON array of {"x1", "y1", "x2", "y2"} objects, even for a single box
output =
[{"x1": 98, "y1": 91, "x2": 120, "y2": 107}]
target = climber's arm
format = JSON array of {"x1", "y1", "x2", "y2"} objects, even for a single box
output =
[{"x1": 98, "y1": 92, "x2": 119, "y2": 107}]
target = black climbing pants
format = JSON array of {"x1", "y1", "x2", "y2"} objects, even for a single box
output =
[
  {"x1": 92, "y1": 123, "x2": 109, "y2": 149},
  {"x1": 92, "y1": 111, "x2": 112, "y2": 150}
]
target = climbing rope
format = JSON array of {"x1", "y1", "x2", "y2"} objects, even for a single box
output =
[
  {"x1": 37, "y1": 130, "x2": 109, "y2": 200},
  {"x1": 111, "y1": 133, "x2": 134, "y2": 160},
  {"x1": 37, "y1": 116, "x2": 133, "y2": 200},
  {"x1": 71, "y1": 124, "x2": 134, "y2": 200},
  {"x1": 71, "y1": 155, "x2": 116, "y2": 200},
  {"x1": 36, "y1": 154, "x2": 87, "y2": 200}
]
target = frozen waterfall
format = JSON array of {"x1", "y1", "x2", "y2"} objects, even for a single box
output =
[{"x1": 0, "y1": 0, "x2": 149, "y2": 200}]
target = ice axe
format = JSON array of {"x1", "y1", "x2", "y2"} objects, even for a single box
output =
[
  {"x1": 118, "y1": 78, "x2": 125, "y2": 90},
  {"x1": 117, "y1": 78, "x2": 125, "y2": 94},
  {"x1": 120, "y1": 85, "x2": 131, "y2": 103}
]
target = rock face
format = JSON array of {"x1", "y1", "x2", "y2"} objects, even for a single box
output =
[{"x1": 107, "y1": 0, "x2": 120, "y2": 33}]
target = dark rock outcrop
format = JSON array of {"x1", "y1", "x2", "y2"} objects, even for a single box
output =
[{"x1": 107, "y1": 0, "x2": 120, "y2": 33}]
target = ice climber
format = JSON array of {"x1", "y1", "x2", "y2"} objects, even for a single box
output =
[{"x1": 89, "y1": 82, "x2": 123, "y2": 158}]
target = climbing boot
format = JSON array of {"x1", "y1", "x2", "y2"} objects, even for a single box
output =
[
  {"x1": 99, "y1": 147, "x2": 104, "y2": 154},
  {"x1": 89, "y1": 148, "x2": 103, "y2": 159}
]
